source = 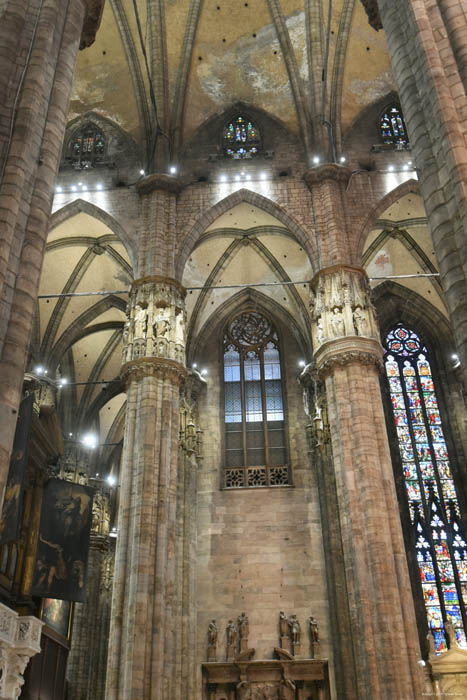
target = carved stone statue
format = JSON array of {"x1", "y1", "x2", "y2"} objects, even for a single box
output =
[
  {"x1": 279, "y1": 611, "x2": 289, "y2": 640},
  {"x1": 134, "y1": 304, "x2": 148, "y2": 338},
  {"x1": 353, "y1": 306, "x2": 368, "y2": 337},
  {"x1": 226, "y1": 619, "x2": 237, "y2": 661},
  {"x1": 330, "y1": 306, "x2": 345, "y2": 338},
  {"x1": 309, "y1": 616, "x2": 319, "y2": 643},
  {"x1": 154, "y1": 312, "x2": 171, "y2": 338},
  {"x1": 316, "y1": 317, "x2": 324, "y2": 344},
  {"x1": 288, "y1": 615, "x2": 300, "y2": 646},
  {"x1": 238, "y1": 612, "x2": 249, "y2": 638},
  {"x1": 207, "y1": 619, "x2": 218, "y2": 661}
]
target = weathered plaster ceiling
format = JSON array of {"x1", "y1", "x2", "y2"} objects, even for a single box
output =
[
  {"x1": 363, "y1": 193, "x2": 448, "y2": 318},
  {"x1": 69, "y1": 0, "x2": 396, "y2": 151}
]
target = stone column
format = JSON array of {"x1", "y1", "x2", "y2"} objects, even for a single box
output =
[
  {"x1": 106, "y1": 275, "x2": 187, "y2": 700},
  {"x1": 0, "y1": 603, "x2": 43, "y2": 700},
  {"x1": 307, "y1": 263, "x2": 423, "y2": 699},
  {"x1": 67, "y1": 478, "x2": 112, "y2": 700},
  {"x1": 0, "y1": 0, "x2": 104, "y2": 519},
  {"x1": 372, "y1": 0, "x2": 467, "y2": 383}
]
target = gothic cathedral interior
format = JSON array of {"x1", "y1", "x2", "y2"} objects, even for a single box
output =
[{"x1": 1, "y1": 0, "x2": 467, "y2": 698}]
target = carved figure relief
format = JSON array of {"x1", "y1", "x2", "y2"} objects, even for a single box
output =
[
  {"x1": 329, "y1": 307, "x2": 345, "y2": 338},
  {"x1": 288, "y1": 615, "x2": 300, "y2": 645},
  {"x1": 353, "y1": 306, "x2": 369, "y2": 337},
  {"x1": 309, "y1": 615, "x2": 319, "y2": 643},
  {"x1": 279, "y1": 611, "x2": 288, "y2": 640},
  {"x1": 134, "y1": 304, "x2": 148, "y2": 338}
]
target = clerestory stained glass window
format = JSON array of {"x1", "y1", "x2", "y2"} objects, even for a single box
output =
[
  {"x1": 380, "y1": 105, "x2": 408, "y2": 146},
  {"x1": 222, "y1": 116, "x2": 260, "y2": 159},
  {"x1": 223, "y1": 311, "x2": 289, "y2": 488},
  {"x1": 68, "y1": 124, "x2": 106, "y2": 169},
  {"x1": 384, "y1": 325, "x2": 467, "y2": 653}
]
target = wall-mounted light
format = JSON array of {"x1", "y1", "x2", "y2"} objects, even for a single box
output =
[{"x1": 81, "y1": 433, "x2": 98, "y2": 449}]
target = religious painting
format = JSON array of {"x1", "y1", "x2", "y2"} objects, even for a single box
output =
[
  {"x1": 40, "y1": 597, "x2": 72, "y2": 638},
  {"x1": 31, "y1": 479, "x2": 94, "y2": 602},
  {"x1": 0, "y1": 394, "x2": 34, "y2": 545}
]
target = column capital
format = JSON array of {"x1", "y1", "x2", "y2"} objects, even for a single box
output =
[
  {"x1": 310, "y1": 264, "x2": 369, "y2": 290},
  {"x1": 121, "y1": 357, "x2": 188, "y2": 387},
  {"x1": 136, "y1": 174, "x2": 182, "y2": 196},
  {"x1": 303, "y1": 163, "x2": 352, "y2": 188},
  {"x1": 130, "y1": 275, "x2": 186, "y2": 298},
  {"x1": 314, "y1": 336, "x2": 383, "y2": 377},
  {"x1": 80, "y1": 0, "x2": 106, "y2": 50}
]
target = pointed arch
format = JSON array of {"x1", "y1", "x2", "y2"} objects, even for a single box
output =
[
  {"x1": 187, "y1": 287, "x2": 311, "y2": 362},
  {"x1": 177, "y1": 188, "x2": 316, "y2": 279},
  {"x1": 49, "y1": 199, "x2": 136, "y2": 269},
  {"x1": 357, "y1": 179, "x2": 421, "y2": 261}
]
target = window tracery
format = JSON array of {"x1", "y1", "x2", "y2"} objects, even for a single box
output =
[
  {"x1": 68, "y1": 124, "x2": 106, "y2": 168},
  {"x1": 384, "y1": 324, "x2": 467, "y2": 652},
  {"x1": 223, "y1": 311, "x2": 288, "y2": 488},
  {"x1": 380, "y1": 104, "x2": 408, "y2": 146},
  {"x1": 222, "y1": 116, "x2": 260, "y2": 159}
]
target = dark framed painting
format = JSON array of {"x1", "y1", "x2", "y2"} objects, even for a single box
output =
[{"x1": 40, "y1": 598, "x2": 72, "y2": 639}]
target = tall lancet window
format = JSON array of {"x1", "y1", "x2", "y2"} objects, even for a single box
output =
[
  {"x1": 380, "y1": 104, "x2": 408, "y2": 145},
  {"x1": 223, "y1": 311, "x2": 289, "y2": 489},
  {"x1": 384, "y1": 325, "x2": 467, "y2": 652}
]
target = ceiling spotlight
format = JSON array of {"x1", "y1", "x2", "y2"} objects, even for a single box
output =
[
  {"x1": 241, "y1": 171, "x2": 245, "y2": 176},
  {"x1": 388, "y1": 165, "x2": 394, "y2": 172},
  {"x1": 59, "y1": 378, "x2": 68, "y2": 386},
  {"x1": 139, "y1": 169, "x2": 145, "y2": 176},
  {"x1": 96, "y1": 183, "x2": 103, "y2": 190},
  {"x1": 71, "y1": 185, "x2": 77, "y2": 192},
  {"x1": 452, "y1": 353, "x2": 459, "y2": 360},
  {"x1": 81, "y1": 184, "x2": 88, "y2": 191},
  {"x1": 169, "y1": 165, "x2": 177, "y2": 175},
  {"x1": 192, "y1": 363, "x2": 198, "y2": 369},
  {"x1": 78, "y1": 182, "x2": 83, "y2": 186},
  {"x1": 35, "y1": 365, "x2": 45, "y2": 375},
  {"x1": 260, "y1": 172, "x2": 267, "y2": 180},
  {"x1": 234, "y1": 175, "x2": 240, "y2": 182},
  {"x1": 107, "y1": 475, "x2": 117, "y2": 486},
  {"x1": 220, "y1": 174, "x2": 227, "y2": 182},
  {"x1": 402, "y1": 164, "x2": 408, "y2": 171},
  {"x1": 56, "y1": 185, "x2": 63, "y2": 193},
  {"x1": 298, "y1": 360, "x2": 306, "y2": 368},
  {"x1": 81, "y1": 433, "x2": 98, "y2": 449},
  {"x1": 408, "y1": 161, "x2": 413, "y2": 166},
  {"x1": 69, "y1": 432, "x2": 73, "y2": 437},
  {"x1": 339, "y1": 156, "x2": 346, "y2": 163},
  {"x1": 246, "y1": 174, "x2": 252, "y2": 181},
  {"x1": 312, "y1": 156, "x2": 320, "y2": 165},
  {"x1": 201, "y1": 368, "x2": 208, "y2": 376}
]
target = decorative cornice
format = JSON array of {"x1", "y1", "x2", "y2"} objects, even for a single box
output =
[
  {"x1": 121, "y1": 357, "x2": 188, "y2": 386},
  {"x1": 136, "y1": 173, "x2": 182, "y2": 196},
  {"x1": 303, "y1": 164, "x2": 352, "y2": 187},
  {"x1": 315, "y1": 337, "x2": 383, "y2": 377},
  {"x1": 80, "y1": 0, "x2": 106, "y2": 50},
  {"x1": 310, "y1": 264, "x2": 368, "y2": 291},
  {"x1": 130, "y1": 275, "x2": 186, "y2": 297},
  {"x1": 360, "y1": 0, "x2": 383, "y2": 31}
]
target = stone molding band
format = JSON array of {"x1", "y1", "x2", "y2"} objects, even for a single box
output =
[
  {"x1": 121, "y1": 357, "x2": 188, "y2": 386},
  {"x1": 136, "y1": 173, "x2": 182, "y2": 196},
  {"x1": 130, "y1": 275, "x2": 186, "y2": 297}
]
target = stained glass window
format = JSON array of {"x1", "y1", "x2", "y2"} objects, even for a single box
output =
[
  {"x1": 380, "y1": 105, "x2": 408, "y2": 145},
  {"x1": 223, "y1": 311, "x2": 288, "y2": 488},
  {"x1": 384, "y1": 325, "x2": 467, "y2": 652},
  {"x1": 223, "y1": 116, "x2": 261, "y2": 159},
  {"x1": 68, "y1": 124, "x2": 106, "y2": 169}
]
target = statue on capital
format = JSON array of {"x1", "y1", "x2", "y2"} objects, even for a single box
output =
[{"x1": 330, "y1": 307, "x2": 345, "y2": 338}]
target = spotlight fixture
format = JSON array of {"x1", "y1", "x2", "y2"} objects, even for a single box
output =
[
  {"x1": 246, "y1": 174, "x2": 252, "y2": 181},
  {"x1": 402, "y1": 164, "x2": 408, "y2": 171},
  {"x1": 169, "y1": 165, "x2": 177, "y2": 175},
  {"x1": 96, "y1": 183, "x2": 103, "y2": 190},
  {"x1": 107, "y1": 475, "x2": 117, "y2": 486},
  {"x1": 78, "y1": 182, "x2": 83, "y2": 186},
  {"x1": 312, "y1": 156, "x2": 320, "y2": 165},
  {"x1": 220, "y1": 174, "x2": 227, "y2": 183},
  {"x1": 452, "y1": 353, "x2": 459, "y2": 360},
  {"x1": 71, "y1": 185, "x2": 77, "y2": 192},
  {"x1": 139, "y1": 169, "x2": 145, "y2": 176},
  {"x1": 234, "y1": 175, "x2": 240, "y2": 182},
  {"x1": 81, "y1": 184, "x2": 88, "y2": 191},
  {"x1": 339, "y1": 156, "x2": 346, "y2": 163},
  {"x1": 192, "y1": 363, "x2": 198, "y2": 369},
  {"x1": 388, "y1": 165, "x2": 395, "y2": 172},
  {"x1": 59, "y1": 378, "x2": 68, "y2": 386},
  {"x1": 69, "y1": 432, "x2": 73, "y2": 437},
  {"x1": 298, "y1": 360, "x2": 306, "y2": 368},
  {"x1": 81, "y1": 433, "x2": 98, "y2": 449},
  {"x1": 201, "y1": 368, "x2": 208, "y2": 376},
  {"x1": 56, "y1": 185, "x2": 63, "y2": 193},
  {"x1": 260, "y1": 172, "x2": 267, "y2": 180},
  {"x1": 35, "y1": 365, "x2": 45, "y2": 375}
]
